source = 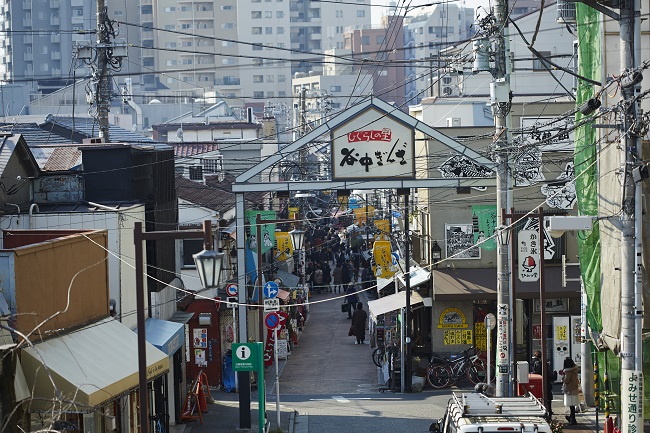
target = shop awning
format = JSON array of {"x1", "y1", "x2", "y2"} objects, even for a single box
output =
[
  {"x1": 22, "y1": 317, "x2": 169, "y2": 411},
  {"x1": 275, "y1": 269, "x2": 299, "y2": 289},
  {"x1": 368, "y1": 291, "x2": 425, "y2": 321},
  {"x1": 144, "y1": 318, "x2": 185, "y2": 356},
  {"x1": 432, "y1": 267, "x2": 581, "y2": 300},
  {"x1": 396, "y1": 265, "x2": 431, "y2": 289}
]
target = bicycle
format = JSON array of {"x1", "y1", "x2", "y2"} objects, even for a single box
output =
[
  {"x1": 150, "y1": 413, "x2": 168, "y2": 433},
  {"x1": 426, "y1": 347, "x2": 493, "y2": 389},
  {"x1": 371, "y1": 341, "x2": 400, "y2": 367}
]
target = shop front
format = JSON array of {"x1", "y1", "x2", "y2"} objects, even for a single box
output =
[
  {"x1": 431, "y1": 266, "x2": 582, "y2": 375},
  {"x1": 21, "y1": 317, "x2": 169, "y2": 433},
  {"x1": 143, "y1": 318, "x2": 186, "y2": 426}
]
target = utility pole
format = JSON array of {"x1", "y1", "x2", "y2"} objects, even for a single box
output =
[
  {"x1": 96, "y1": 0, "x2": 110, "y2": 142},
  {"x1": 618, "y1": 0, "x2": 643, "y2": 430},
  {"x1": 492, "y1": 0, "x2": 513, "y2": 397},
  {"x1": 298, "y1": 87, "x2": 307, "y2": 180}
]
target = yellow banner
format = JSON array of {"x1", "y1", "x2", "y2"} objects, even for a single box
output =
[
  {"x1": 373, "y1": 240, "x2": 395, "y2": 278},
  {"x1": 275, "y1": 232, "x2": 293, "y2": 261},
  {"x1": 374, "y1": 219, "x2": 389, "y2": 240},
  {"x1": 353, "y1": 205, "x2": 375, "y2": 226}
]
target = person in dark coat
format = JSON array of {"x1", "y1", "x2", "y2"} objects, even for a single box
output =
[
  {"x1": 531, "y1": 350, "x2": 553, "y2": 416},
  {"x1": 351, "y1": 302, "x2": 368, "y2": 344},
  {"x1": 561, "y1": 357, "x2": 580, "y2": 425},
  {"x1": 345, "y1": 283, "x2": 358, "y2": 318}
]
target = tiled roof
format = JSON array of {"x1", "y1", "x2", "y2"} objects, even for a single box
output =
[
  {"x1": 172, "y1": 143, "x2": 220, "y2": 158},
  {"x1": 176, "y1": 174, "x2": 266, "y2": 213},
  {"x1": 0, "y1": 123, "x2": 72, "y2": 145}
]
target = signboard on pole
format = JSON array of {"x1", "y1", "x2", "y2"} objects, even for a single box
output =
[
  {"x1": 264, "y1": 298, "x2": 280, "y2": 312},
  {"x1": 518, "y1": 229, "x2": 540, "y2": 282},
  {"x1": 225, "y1": 283, "x2": 238, "y2": 297},
  {"x1": 232, "y1": 343, "x2": 258, "y2": 371}
]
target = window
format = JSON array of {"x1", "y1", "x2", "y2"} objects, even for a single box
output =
[
  {"x1": 181, "y1": 41, "x2": 192, "y2": 47},
  {"x1": 266, "y1": 75, "x2": 274, "y2": 82},
  {"x1": 357, "y1": 10, "x2": 365, "y2": 17},
  {"x1": 251, "y1": 11, "x2": 262, "y2": 18},
  {"x1": 181, "y1": 23, "x2": 191, "y2": 29},
  {"x1": 141, "y1": 5, "x2": 153, "y2": 14},
  {"x1": 222, "y1": 41, "x2": 234, "y2": 47},
  {"x1": 253, "y1": 91, "x2": 264, "y2": 98},
  {"x1": 278, "y1": 75, "x2": 286, "y2": 82},
  {"x1": 221, "y1": 5, "x2": 233, "y2": 10},
  {"x1": 330, "y1": 85, "x2": 341, "y2": 92},
  {"x1": 376, "y1": 35, "x2": 385, "y2": 44},
  {"x1": 182, "y1": 239, "x2": 203, "y2": 268},
  {"x1": 276, "y1": 11, "x2": 284, "y2": 18},
  {"x1": 114, "y1": 10, "x2": 125, "y2": 16},
  {"x1": 336, "y1": 10, "x2": 342, "y2": 18},
  {"x1": 265, "y1": 27, "x2": 273, "y2": 34},
  {"x1": 265, "y1": 11, "x2": 273, "y2": 18},
  {"x1": 253, "y1": 75, "x2": 264, "y2": 83},
  {"x1": 164, "y1": 6, "x2": 176, "y2": 12},
  {"x1": 252, "y1": 44, "x2": 263, "y2": 51},
  {"x1": 277, "y1": 43, "x2": 284, "y2": 48},
  {"x1": 166, "y1": 59, "x2": 177, "y2": 66},
  {"x1": 252, "y1": 27, "x2": 262, "y2": 34},
  {"x1": 223, "y1": 57, "x2": 235, "y2": 64},
  {"x1": 277, "y1": 27, "x2": 284, "y2": 34},
  {"x1": 267, "y1": 91, "x2": 274, "y2": 97},
  {"x1": 222, "y1": 22, "x2": 234, "y2": 29},
  {"x1": 361, "y1": 36, "x2": 370, "y2": 45},
  {"x1": 279, "y1": 91, "x2": 286, "y2": 97},
  {"x1": 165, "y1": 24, "x2": 175, "y2": 30},
  {"x1": 182, "y1": 59, "x2": 193, "y2": 65},
  {"x1": 533, "y1": 51, "x2": 552, "y2": 70}
]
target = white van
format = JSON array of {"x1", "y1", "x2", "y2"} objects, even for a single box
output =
[{"x1": 430, "y1": 392, "x2": 553, "y2": 433}]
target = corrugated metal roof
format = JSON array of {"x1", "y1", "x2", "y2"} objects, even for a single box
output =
[
  {"x1": 0, "y1": 123, "x2": 72, "y2": 145},
  {"x1": 30, "y1": 145, "x2": 83, "y2": 172}
]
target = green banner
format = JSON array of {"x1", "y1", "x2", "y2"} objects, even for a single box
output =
[
  {"x1": 472, "y1": 205, "x2": 497, "y2": 251},
  {"x1": 245, "y1": 210, "x2": 277, "y2": 254}
]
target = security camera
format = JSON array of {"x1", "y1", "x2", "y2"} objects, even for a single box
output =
[{"x1": 544, "y1": 216, "x2": 594, "y2": 238}]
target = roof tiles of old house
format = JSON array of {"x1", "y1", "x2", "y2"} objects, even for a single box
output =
[
  {"x1": 171, "y1": 143, "x2": 220, "y2": 158},
  {"x1": 176, "y1": 174, "x2": 265, "y2": 213}
]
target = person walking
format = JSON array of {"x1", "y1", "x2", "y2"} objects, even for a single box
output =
[
  {"x1": 344, "y1": 283, "x2": 358, "y2": 319},
  {"x1": 531, "y1": 350, "x2": 553, "y2": 416},
  {"x1": 561, "y1": 357, "x2": 579, "y2": 425},
  {"x1": 351, "y1": 302, "x2": 368, "y2": 344},
  {"x1": 332, "y1": 263, "x2": 343, "y2": 293}
]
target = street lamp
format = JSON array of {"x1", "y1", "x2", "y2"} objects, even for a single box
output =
[
  {"x1": 431, "y1": 240, "x2": 442, "y2": 267},
  {"x1": 289, "y1": 228, "x2": 306, "y2": 289},
  {"x1": 134, "y1": 220, "x2": 223, "y2": 433}
]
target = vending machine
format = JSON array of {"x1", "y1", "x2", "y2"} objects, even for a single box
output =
[{"x1": 552, "y1": 315, "x2": 582, "y2": 382}]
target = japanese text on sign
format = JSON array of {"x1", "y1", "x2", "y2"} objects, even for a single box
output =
[
  {"x1": 443, "y1": 329, "x2": 473, "y2": 345},
  {"x1": 332, "y1": 108, "x2": 414, "y2": 180},
  {"x1": 518, "y1": 230, "x2": 540, "y2": 282}
]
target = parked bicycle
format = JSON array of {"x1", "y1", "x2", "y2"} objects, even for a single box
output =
[
  {"x1": 371, "y1": 341, "x2": 400, "y2": 367},
  {"x1": 426, "y1": 346, "x2": 494, "y2": 389}
]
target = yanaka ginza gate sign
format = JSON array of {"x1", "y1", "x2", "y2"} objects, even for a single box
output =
[{"x1": 332, "y1": 107, "x2": 415, "y2": 180}]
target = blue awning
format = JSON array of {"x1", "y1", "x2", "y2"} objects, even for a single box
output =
[{"x1": 144, "y1": 318, "x2": 185, "y2": 356}]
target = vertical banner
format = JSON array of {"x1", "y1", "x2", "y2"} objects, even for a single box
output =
[
  {"x1": 471, "y1": 205, "x2": 497, "y2": 250},
  {"x1": 245, "y1": 210, "x2": 277, "y2": 254},
  {"x1": 372, "y1": 240, "x2": 395, "y2": 278},
  {"x1": 518, "y1": 230, "x2": 540, "y2": 282},
  {"x1": 275, "y1": 232, "x2": 293, "y2": 261}
]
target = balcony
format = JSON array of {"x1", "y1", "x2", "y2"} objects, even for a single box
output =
[
  {"x1": 23, "y1": 18, "x2": 32, "y2": 27},
  {"x1": 215, "y1": 76, "x2": 240, "y2": 86},
  {"x1": 51, "y1": 51, "x2": 61, "y2": 60},
  {"x1": 50, "y1": 0, "x2": 60, "y2": 8},
  {"x1": 309, "y1": 31, "x2": 321, "y2": 40},
  {"x1": 51, "y1": 33, "x2": 61, "y2": 43},
  {"x1": 50, "y1": 16, "x2": 60, "y2": 26},
  {"x1": 23, "y1": 35, "x2": 32, "y2": 43},
  {"x1": 22, "y1": 1, "x2": 30, "y2": 9},
  {"x1": 51, "y1": 68, "x2": 62, "y2": 77},
  {"x1": 24, "y1": 52, "x2": 33, "y2": 61}
]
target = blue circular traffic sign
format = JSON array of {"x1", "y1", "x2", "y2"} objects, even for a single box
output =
[
  {"x1": 263, "y1": 281, "x2": 279, "y2": 299},
  {"x1": 265, "y1": 312, "x2": 280, "y2": 330}
]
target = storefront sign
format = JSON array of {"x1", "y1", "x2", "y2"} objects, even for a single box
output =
[
  {"x1": 518, "y1": 230, "x2": 540, "y2": 282},
  {"x1": 443, "y1": 329, "x2": 473, "y2": 345},
  {"x1": 331, "y1": 108, "x2": 415, "y2": 180},
  {"x1": 534, "y1": 297, "x2": 569, "y2": 313},
  {"x1": 437, "y1": 307, "x2": 469, "y2": 329}
]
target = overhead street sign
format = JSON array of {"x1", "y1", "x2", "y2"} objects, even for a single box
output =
[
  {"x1": 263, "y1": 281, "x2": 279, "y2": 299},
  {"x1": 264, "y1": 298, "x2": 280, "y2": 312}
]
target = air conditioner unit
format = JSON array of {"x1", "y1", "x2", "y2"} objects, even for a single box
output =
[{"x1": 446, "y1": 117, "x2": 461, "y2": 127}]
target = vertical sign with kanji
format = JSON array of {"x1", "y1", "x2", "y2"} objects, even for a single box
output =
[
  {"x1": 518, "y1": 229, "x2": 540, "y2": 282},
  {"x1": 621, "y1": 369, "x2": 643, "y2": 433}
]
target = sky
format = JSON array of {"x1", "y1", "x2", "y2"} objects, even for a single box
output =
[{"x1": 372, "y1": 0, "x2": 492, "y2": 26}]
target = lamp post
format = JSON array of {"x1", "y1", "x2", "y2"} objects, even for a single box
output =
[
  {"x1": 495, "y1": 223, "x2": 512, "y2": 396},
  {"x1": 134, "y1": 220, "x2": 223, "y2": 433}
]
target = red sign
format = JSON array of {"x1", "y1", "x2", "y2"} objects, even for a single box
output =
[{"x1": 347, "y1": 128, "x2": 392, "y2": 143}]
